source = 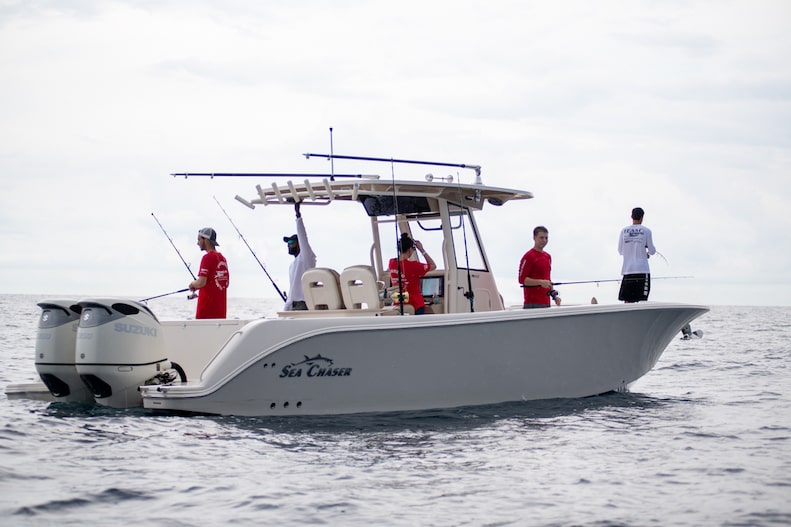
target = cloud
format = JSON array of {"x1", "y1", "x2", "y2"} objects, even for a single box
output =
[{"x1": 0, "y1": 0, "x2": 789, "y2": 307}]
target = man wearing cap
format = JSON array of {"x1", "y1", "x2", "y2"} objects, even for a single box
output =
[
  {"x1": 189, "y1": 227, "x2": 230, "y2": 319},
  {"x1": 618, "y1": 207, "x2": 656, "y2": 303},
  {"x1": 283, "y1": 203, "x2": 316, "y2": 310}
]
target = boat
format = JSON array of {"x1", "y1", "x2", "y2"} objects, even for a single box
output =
[{"x1": 7, "y1": 153, "x2": 708, "y2": 416}]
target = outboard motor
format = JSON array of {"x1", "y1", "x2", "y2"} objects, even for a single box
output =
[
  {"x1": 35, "y1": 299, "x2": 94, "y2": 402},
  {"x1": 75, "y1": 298, "x2": 168, "y2": 408}
]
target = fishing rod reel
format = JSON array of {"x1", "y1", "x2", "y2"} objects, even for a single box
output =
[{"x1": 548, "y1": 289, "x2": 559, "y2": 300}]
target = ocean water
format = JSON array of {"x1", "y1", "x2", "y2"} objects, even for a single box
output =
[{"x1": 0, "y1": 294, "x2": 789, "y2": 527}]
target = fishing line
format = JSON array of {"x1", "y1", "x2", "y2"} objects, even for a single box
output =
[{"x1": 213, "y1": 196, "x2": 287, "y2": 302}]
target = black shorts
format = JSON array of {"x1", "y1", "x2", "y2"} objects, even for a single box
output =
[{"x1": 618, "y1": 274, "x2": 651, "y2": 302}]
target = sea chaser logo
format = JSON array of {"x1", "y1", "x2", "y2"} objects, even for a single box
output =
[{"x1": 279, "y1": 354, "x2": 352, "y2": 379}]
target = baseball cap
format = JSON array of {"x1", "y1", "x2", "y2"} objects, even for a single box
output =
[{"x1": 198, "y1": 227, "x2": 219, "y2": 246}]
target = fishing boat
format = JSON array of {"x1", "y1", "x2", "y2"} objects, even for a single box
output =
[{"x1": 9, "y1": 153, "x2": 708, "y2": 416}]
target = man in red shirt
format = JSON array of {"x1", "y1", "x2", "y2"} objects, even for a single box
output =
[
  {"x1": 518, "y1": 226, "x2": 561, "y2": 309},
  {"x1": 389, "y1": 233, "x2": 436, "y2": 314},
  {"x1": 189, "y1": 227, "x2": 230, "y2": 319}
]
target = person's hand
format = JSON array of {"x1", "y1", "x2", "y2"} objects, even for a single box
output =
[{"x1": 414, "y1": 240, "x2": 424, "y2": 252}]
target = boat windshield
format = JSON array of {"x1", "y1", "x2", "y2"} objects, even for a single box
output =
[
  {"x1": 448, "y1": 205, "x2": 487, "y2": 271},
  {"x1": 375, "y1": 206, "x2": 487, "y2": 273}
]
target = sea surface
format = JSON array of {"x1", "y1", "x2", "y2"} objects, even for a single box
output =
[{"x1": 0, "y1": 294, "x2": 789, "y2": 527}]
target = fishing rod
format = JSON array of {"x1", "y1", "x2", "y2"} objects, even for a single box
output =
[
  {"x1": 521, "y1": 276, "x2": 693, "y2": 287},
  {"x1": 303, "y1": 153, "x2": 482, "y2": 180},
  {"x1": 171, "y1": 172, "x2": 367, "y2": 179},
  {"x1": 151, "y1": 212, "x2": 197, "y2": 300},
  {"x1": 453, "y1": 176, "x2": 475, "y2": 312},
  {"x1": 139, "y1": 288, "x2": 190, "y2": 303},
  {"x1": 391, "y1": 160, "x2": 405, "y2": 316},
  {"x1": 213, "y1": 196, "x2": 287, "y2": 302}
]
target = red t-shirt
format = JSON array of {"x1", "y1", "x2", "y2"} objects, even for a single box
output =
[
  {"x1": 518, "y1": 249, "x2": 552, "y2": 306},
  {"x1": 196, "y1": 251, "x2": 229, "y2": 319},
  {"x1": 388, "y1": 258, "x2": 431, "y2": 311}
]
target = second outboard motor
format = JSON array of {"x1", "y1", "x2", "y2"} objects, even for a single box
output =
[
  {"x1": 35, "y1": 299, "x2": 94, "y2": 402},
  {"x1": 75, "y1": 298, "x2": 168, "y2": 408}
]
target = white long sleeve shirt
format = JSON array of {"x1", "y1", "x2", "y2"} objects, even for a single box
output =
[
  {"x1": 284, "y1": 216, "x2": 317, "y2": 310},
  {"x1": 618, "y1": 224, "x2": 656, "y2": 275}
]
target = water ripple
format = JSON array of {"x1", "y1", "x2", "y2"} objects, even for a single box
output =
[{"x1": 1, "y1": 300, "x2": 790, "y2": 526}]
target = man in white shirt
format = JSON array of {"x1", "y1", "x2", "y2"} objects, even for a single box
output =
[
  {"x1": 283, "y1": 202, "x2": 317, "y2": 310},
  {"x1": 618, "y1": 207, "x2": 656, "y2": 303}
]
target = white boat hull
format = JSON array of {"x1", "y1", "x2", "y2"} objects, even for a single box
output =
[
  {"x1": 11, "y1": 174, "x2": 709, "y2": 417},
  {"x1": 141, "y1": 302, "x2": 707, "y2": 416}
]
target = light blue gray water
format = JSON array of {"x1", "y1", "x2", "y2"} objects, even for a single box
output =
[{"x1": 1, "y1": 295, "x2": 789, "y2": 526}]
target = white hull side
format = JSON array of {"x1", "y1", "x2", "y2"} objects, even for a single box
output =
[
  {"x1": 160, "y1": 319, "x2": 253, "y2": 381},
  {"x1": 142, "y1": 303, "x2": 708, "y2": 416}
]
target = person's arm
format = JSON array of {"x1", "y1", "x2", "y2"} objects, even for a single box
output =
[
  {"x1": 413, "y1": 240, "x2": 437, "y2": 271},
  {"x1": 190, "y1": 255, "x2": 209, "y2": 291},
  {"x1": 645, "y1": 229, "x2": 656, "y2": 256},
  {"x1": 295, "y1": 205, "x2": 317, "y2": 264},
  {"x1": 189, "y1": 276, "x2": 207, "y2": 291},
  {"x1": 519, "y1": 252, "x2": 552, "y2": 288},
  {"x1": 523, "y1": 276, "x2": 552, "y2": 288}
]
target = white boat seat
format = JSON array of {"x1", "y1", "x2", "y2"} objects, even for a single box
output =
[
  {"x1": 301, "y1": 268, "x2": 345, "y2": 310},
  {"x1": 340, "y1": 265, "x2": 383, "y2": 310}
]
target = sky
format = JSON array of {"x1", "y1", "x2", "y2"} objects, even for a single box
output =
[{"x1": 1, "y1": 0, "x2": 789, "y2": 310}]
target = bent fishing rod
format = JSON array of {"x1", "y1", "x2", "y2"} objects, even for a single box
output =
[
  {"x1": 151, "y1": 212, "x2": 197, "y2": 300},
  {"x1": 213, "y1": 196, "x2": 287, "y2": 302}
]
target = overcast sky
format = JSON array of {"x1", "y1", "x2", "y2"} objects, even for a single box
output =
[{"x1": 1, "y1": 0, "x2": 789, "y2": 311}]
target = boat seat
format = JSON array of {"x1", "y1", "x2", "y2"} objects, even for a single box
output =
[
  {"x1": 301, "y1": 268, "x2": 345, "y2": 310},
  {"x1": 340, "y1": 265, "x2": 384, "y2": 310}
]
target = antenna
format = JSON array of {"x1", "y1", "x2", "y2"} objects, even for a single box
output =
[{"x1": 329, "y1": 127, "x2": 335, "y2": 181}]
